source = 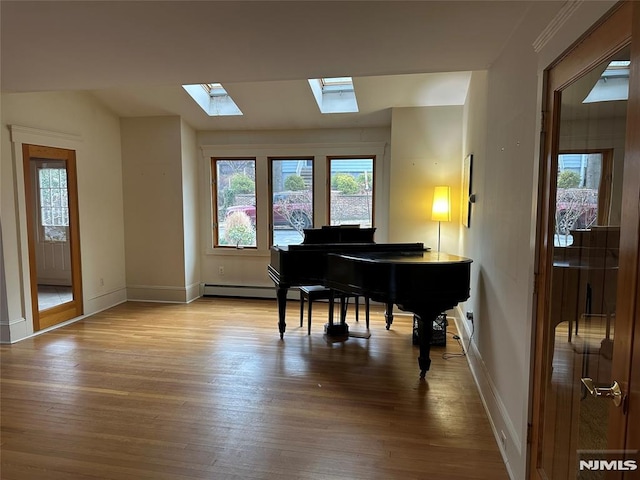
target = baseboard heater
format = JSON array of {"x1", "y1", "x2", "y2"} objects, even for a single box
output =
[
  {"x1": 203, "y1": 284, "x2": 299, "y2": 300},
  {"x1": 203, "y1": 284, "x2": 390, "y2": 307}
]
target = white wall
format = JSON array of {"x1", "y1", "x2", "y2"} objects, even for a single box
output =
[
  {"x1": 1, "y1": 91, "x2": 127, "y2": 342},
  {"x1": 389, "y1": 106, "x2": 463, "y2": 249},
  {"x1": 121, "y1": 116, "x2": 189, "y2": 302},
  {"x1": 181, "y1": 120, "x2": 201, "y2": 302}
]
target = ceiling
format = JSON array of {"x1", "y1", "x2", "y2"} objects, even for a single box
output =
[{"x1": 1, "y1": 1, "x2": 563, "y2": 131}]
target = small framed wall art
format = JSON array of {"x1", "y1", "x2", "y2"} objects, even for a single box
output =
[{"x1": 462, "y1": 154, "x2": 473, "y2": 227}]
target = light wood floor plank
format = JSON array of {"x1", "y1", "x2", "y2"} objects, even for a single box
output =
[{"x1": 1, "y1": 298, "x2": 508, "y2": 479}]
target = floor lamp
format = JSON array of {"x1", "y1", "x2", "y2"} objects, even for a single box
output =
[{"x1": 432, "y1": 185, "x2": 451, "y2": 252}]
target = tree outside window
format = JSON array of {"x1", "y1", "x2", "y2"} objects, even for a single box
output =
[{"x1": 555, "y1": 153, "x2": 603, "y2": 245}]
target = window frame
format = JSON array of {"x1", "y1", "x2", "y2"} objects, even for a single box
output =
[
  {"x1": 211, "y1": 157, "x2": 258, "y2": 249},
  {"x1": 268, "y1": 157, "x2": 315, "y2": 247},
  {"x1": 558, "y1": 148, "x2": 614, "y2": 226},
  {"x1": 35, "y1": 162, "x2": 69, "y2": 243},
  {"x1": 327, "y1": 156, "x2": 376, "y2": 228}
]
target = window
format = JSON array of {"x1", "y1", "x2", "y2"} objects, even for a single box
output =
[
  {"x1": 555, "y1": 150, "x2": 613, "y2": 246},
  {"x1": 212, "y1": 158, "x2": 257, "y2": 247},
  {"x1": 38, "y1": 167, "x2": 69, "y2": 242},
  {"x1": 270, "y1": 158, "x2": 314, "y2": 246},
  {"x1": 307, "y1": 76, "x2": 359, "y2": 113},
  {"x1": 328, "y1": 157, "x2": 374, "y2": 227},
  {"x1": 183, "y1": 83, "x2": 243, "y2": 116},
  {"x1": 319, "y1": 77, "x2": 354, "y2": 93}
]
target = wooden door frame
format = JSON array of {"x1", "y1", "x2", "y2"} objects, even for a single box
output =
[
  {"x1": 529, "y1": 1, "x2": 637, "y2": 478},
  {"x1": 22, "y1": 144, "x2": 83, "y2": 331},
  {"x1": 621, "y1": 0, "x2": 640, "y2": 451}
]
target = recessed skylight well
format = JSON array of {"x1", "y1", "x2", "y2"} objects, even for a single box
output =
[
  {"x1": 183, "y1": 82, "x2": 243, "y2": 116},
  {"x1": 308, "y1": 76, "x2": 359, "y2": 114}
]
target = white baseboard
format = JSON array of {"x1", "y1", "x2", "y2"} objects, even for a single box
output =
[
  {"x1": 0, "y1": 316, "x2": 28, "y2": 344},
  {"x1": 453, "y1": 306, "x2": 520, "y2": 480},
  {"x1": 127, "y1": 283, "x2": 201, "y2": 303},
  {"x1": 86, "y1": 287, "x2": 127, "y2": 313}
]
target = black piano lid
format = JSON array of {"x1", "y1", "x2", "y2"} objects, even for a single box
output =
[
  {"x1": 329, "y1": 250, "x2": 472, "y2": 265},
  {"x1": 280, "y1": 242, "x2": 427, "y2": 252}
]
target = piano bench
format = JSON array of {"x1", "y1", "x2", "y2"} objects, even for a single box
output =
[{"x1": 299, "y1": 286, "x2": 369, "y2": 335}]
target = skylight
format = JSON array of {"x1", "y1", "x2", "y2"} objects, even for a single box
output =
[
  {"x1": 182, "y1": 83, "x2": 243, "y2": 116},
  {"x1": 320, "y1": 77, "x2": 354, "y2": 92},
  {"x1": 583, "y1": 60, "x2": 630, "y2": 103},
  {"x1": 308, "y1": 76, "x2": 359, "y2": 114},
  {"x1": 204, "y1": 82, "x2": 228, "y2": 97}
]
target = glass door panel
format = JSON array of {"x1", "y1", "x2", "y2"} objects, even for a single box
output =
[{"x1": 540, "y1": 46, "x2": 629, "y2": 479}]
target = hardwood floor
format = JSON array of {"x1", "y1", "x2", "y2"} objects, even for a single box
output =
[{"x1": 0, "y1": 298, "x2": 509, "y2": 480}]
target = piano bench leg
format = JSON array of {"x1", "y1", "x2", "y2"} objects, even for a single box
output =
[{"x1": 300, "y1": 297, "x2": 304, "y2": 328}]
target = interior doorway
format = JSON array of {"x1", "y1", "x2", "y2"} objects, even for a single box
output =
[
  {"x1": 22, "y1": 144, "x2": 83, "y2": 331},
  {"x1": 530, "y1": 2, "x2": 639, "y2": 478}
]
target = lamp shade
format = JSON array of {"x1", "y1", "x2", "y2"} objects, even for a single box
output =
[{"x1": 431, "y1": 185, "x2": 451, "y2": 222}]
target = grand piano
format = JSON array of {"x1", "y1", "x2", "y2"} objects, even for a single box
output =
[{"x1": 267, "y1": 226, "x2": 473, "y2": 377}]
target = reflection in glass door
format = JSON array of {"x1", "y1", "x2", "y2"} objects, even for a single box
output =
[{"x1": 540, "y1": 46, "x2": 629, "y2": 479}]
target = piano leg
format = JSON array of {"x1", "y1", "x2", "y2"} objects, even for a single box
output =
[
  {"x1": 276, "y1": 286, "x2": 288, "y2": 339},
  {"x1": 385, "y1": 302, "x2": 394, "y2": 329},
  {"x1": 413, "y1": 308, "x2": 440, "y2": 378}
]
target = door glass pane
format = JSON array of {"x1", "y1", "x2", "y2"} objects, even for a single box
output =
[
  {"x1": 38, "y1": 167, "x2": 69, "y2": 242},
  {"x1": 541, "y1": 47, "x2": 628, "y2": 479},
  {"x1": 32, "y1": 160, "x2": 73, "y2": 312},
  {"x1": 271, "y1": 158, "x2": 313, "y2": 246}
]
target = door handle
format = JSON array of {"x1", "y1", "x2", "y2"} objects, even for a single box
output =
[{"x1": 581, "y1": 377, "x2": 623, "y2": 407}]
